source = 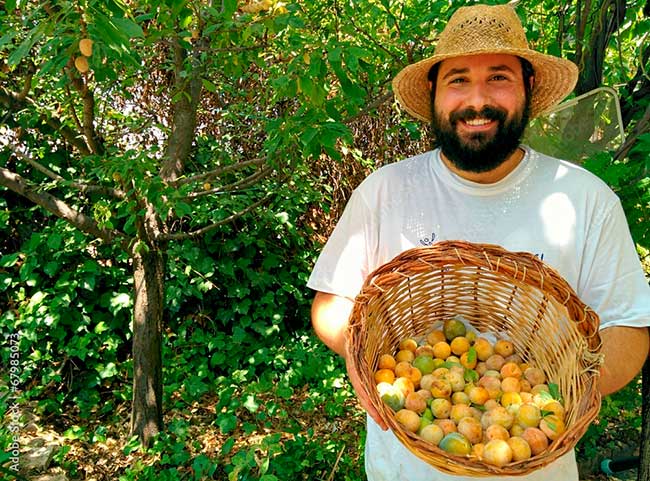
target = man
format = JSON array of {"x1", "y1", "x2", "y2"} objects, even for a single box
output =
[{"x1": 307, "y1": 4, "x2": 650, "y2": 481}]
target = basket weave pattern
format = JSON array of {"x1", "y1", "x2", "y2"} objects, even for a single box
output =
[{"x1": 346, "y1": 241, "x2": 603, "y2": 476}]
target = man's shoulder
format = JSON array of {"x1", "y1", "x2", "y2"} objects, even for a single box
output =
[
  {"x1": 528, "y1": 147, "x2": 614, "y2": 193},
  {"x1": 360, "y1": 150, "x2": 435, "y2": 187}
]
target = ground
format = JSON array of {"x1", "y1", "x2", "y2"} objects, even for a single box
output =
[{"x1": 13, "y1": 390, "x2": 643, "y2": 481}]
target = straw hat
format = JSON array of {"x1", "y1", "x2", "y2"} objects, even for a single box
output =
[{"x1": 392, "y1": 4, "x2": 579, "y2": 121}]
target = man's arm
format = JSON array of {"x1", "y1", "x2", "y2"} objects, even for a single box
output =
[
  {"x1": 599, "y1": 325, "x2": 649, "y2": 396},
  {"x1": 311, "y1": 290, "x2": 388, "y2": 429},
  {"x1": 311, "y1": 291, "x2": 354, "y2": 358}
]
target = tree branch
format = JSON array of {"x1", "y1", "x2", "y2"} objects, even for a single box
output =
[
  {"x1": 65, "y1": 60, "x2": 104, "y2": 155},
  {"x1": 0, "y1": 167, "x2": 126, "y2": 246},
  {"x1": 160, "y1": 192, "x2": 273, "y2": 241},
  {"x1": 7, "y1": 145, "x2": 126, "y2": 199},
  {"x1": 160, "y1": 35, "x2": 206, "y2": 182},
  {"x1": 0, "y1": 86, "x2": 91, "y2": 155},
  {"x1": 173, "y1": 156, "x2": 268, "y2": 186}
]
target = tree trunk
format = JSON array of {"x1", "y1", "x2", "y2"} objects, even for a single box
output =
[
  {"x1": 638, "y1": 354, "x2": 650, "y2": 481},
  {"x1": 129, "y1": 246, "x2": 165, "y2": 446}
]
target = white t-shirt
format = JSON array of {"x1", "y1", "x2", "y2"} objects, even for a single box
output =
[{"x1": 307, "y1": 146, "x2": 650, "y2": 481}]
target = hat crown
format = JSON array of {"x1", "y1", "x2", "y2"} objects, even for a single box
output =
[{"x1": 435, "y1": 5, "x2": 529, "y2": 57}]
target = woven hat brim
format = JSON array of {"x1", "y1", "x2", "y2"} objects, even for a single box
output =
[{"x1": 392, "y1": 49, "x2": 579, "y2": 122}]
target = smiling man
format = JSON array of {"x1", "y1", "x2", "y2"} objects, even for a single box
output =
[{"x1": 308, "y1": 4, "x2": 650, "y2": 481}]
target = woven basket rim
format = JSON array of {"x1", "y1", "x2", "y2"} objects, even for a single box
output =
[{"x1": 346, "y1": 241, "x2": 603, "y2": 476}]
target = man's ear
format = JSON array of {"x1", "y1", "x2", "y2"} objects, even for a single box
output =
[
  {"x1": 428, "y1": 80, "x2": 433, "y2": 90},
  {"x1": 528, "y1": 76, "x2": 535, "y2": 90}
]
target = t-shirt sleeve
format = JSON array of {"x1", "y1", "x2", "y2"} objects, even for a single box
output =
[
  {"x1": 578, "y1": 199, "x2": 650, "y2": 330},
  {"x1": 307, "y1": 188, "x2": 375, "y2": 300}
]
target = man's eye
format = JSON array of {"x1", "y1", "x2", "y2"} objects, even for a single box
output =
[
  {"x1": 450, "y1": 78, "x2": 466, "y2": 84},
  {"x1": 491, "y1": 75, "x2": 508, "y2": 81}
]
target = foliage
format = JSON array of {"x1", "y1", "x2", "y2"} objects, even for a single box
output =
[{"x1": 1, "y1": 0, "x2": 649, "y2": 478}]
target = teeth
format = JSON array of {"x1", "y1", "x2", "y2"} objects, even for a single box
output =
[{"x1": 465, "y1": 118, "x2": 491, "y2": 126}]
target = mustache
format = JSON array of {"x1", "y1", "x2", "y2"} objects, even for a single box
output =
[{"x1": 449, "y1": 106, "x2": 508, "y2": 125}]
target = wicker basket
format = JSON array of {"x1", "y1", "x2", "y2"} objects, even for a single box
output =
[{"x1": 346, "y1": 240, "x2": 603, "y2": 477}]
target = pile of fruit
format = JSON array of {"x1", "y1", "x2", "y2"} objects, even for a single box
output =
[{"x1": 374, "y1": 317, "x2": 567, "y2": 467}]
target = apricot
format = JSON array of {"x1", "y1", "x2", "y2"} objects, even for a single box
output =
[
  {"x1": 485, "y1": 354, "x2": 506, "y2": 371},
  {"x1": 443, "y1": 318, "x2": 467, "y2": 341},
  {"x1": 481, "y1": 406, "x2": 514, "y2": 430},
  {"x1": 395, "y1": 349, "x2": 415, "y2": 363},
  {"x1": 412, "y1": 355, "x2": 436, "y2": 375},
  {"x1": 524, "y1": 368, "x2": 547, "y2": 386},
  {"x1": 415, "y1": 344, "x2": 435, "y2": 358},
  {"x1": 520, "y1": 379, "x2": 532, "y2": 393},
  {"x1": 420, "y1": 374, "x2": 436, "y2": 391},
  {"x1": 540, "y1": 414, "x2": 566, "y2": 441},
  {"x1": 500, "y1": 362, "x2": 523, "y2": 379},
  {"x1": 416, "y1": 389, "x2": 433, "y2": 403},
  {"x1": 378, "y1": 382, "x2": 405, "y2": 411},
  {"x1": 430, "y1": 398, "x2": 452, "y2": 419},
  {"x1": 475, "y1": 361, "x2": 489, "y2": 376},
  {"x1": 508, "y1": 436, "x2": 532, "y2": 461},
  {"x1": 483, "y1": 399, "x2": 501, "y2": 411},
  {"x1": 542, "y1": 401, "x2": 565, "y2": 420},
  {"x1": 500, "y1": 391, "x2": 522, "y2": 409},
  {"x1": 505, "y1": 353, "x2": 523, "y2": 365},
  {"x1": 451, "y1": 391, "x2": 471, "y2": 405},
  {"x1": 432, "y1": 367, "x2": 450, "y2": 379},
  {"x1": 432, "y1": 341, "x2": 452, "y2": 360},
  {"x1": 393, "y1": 377, "x2": 415, "y2": 398},
  {"x1": 395, "y1": 408, "x2": 421, "y2": 433},
  {"x1": 460, "y1": 350, "x2": 478, "y2": 369},
  {"x1": 473, "y1": 338, "x2": 494, "y2": 361},
  {"x1": 450, "y1": 336, "x2": 470, "y2": 355},
  {"x1": 74, "y1": 56, "x2": 89, "y2": 73},
  {"x1": 399, "y1": 337, "x2": 419, "y2": 353},
  {"x1": 468, "y1": 386, "x2": 490, "y2": 405},
  {"x1": 484, "y1": 423, "x2": 510, "y2": 442},
  {"x1": 509, "y1": 423, "x2": 525, "y2": 437},
  {"x1": 378, "y1": 353, "x2": 396, "y2": 370},
  {"x1": 405, "y1": 392, "x2": 427, "y2": 414},
  {"x1": 478, "y1": 376, "x2": 502, "y2": 399},
  {"x1": 434, "y1": 418, "x2": 458, "y2": 436},
  {"x1": 419, "y1": 423, "x2": 444, "y2": 445},
  {"x1": 374, "y1": 368, "x2": 395, "y2": 384},
  {"x1": 79, "y1": 38, "x2": 93, "y2": 57},
  {"x1": 471, "y1": 442, "x2": 485, "y2": 459},
  {"x1": 482, "y1": 439, "x2": 513, "y2": 467},
  {"x1": 448, "y1": 370, "x2": 466, "y2": 392},
  {"x1": 516, "y1": 403, "x2": 542, "y2": 428},
  {"x1": 439, "y1": 432, "x2": 472, "y2": 455},
  {"x1": 430, "y1": 378, "x2": 452, "y2": 398},
  {"x1": 521, "y1": 427, "x2": 549, "y2": 455},
  {"x1": 450, "y1": 403, "x2": 474, "y2": 424},
  {"x1": 427, "y1": 329, "x2": 446, "y2": 346},
  {"x1": 458, "y1": 416, "x2": 483, "y2": 444},
  {"x1": 394, "y1": 361, "x2": 412, "y2": 378},
  {"x1": 501, "y1": 376, "x2": 521, "y2": 393},
  {"x1": 494, "y1": 339, "x2": 514, "y2": 357}
]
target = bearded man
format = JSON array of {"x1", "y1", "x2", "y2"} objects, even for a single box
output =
[{"x1": 307, "y1": 4, "x2": 650, "y2": 481}]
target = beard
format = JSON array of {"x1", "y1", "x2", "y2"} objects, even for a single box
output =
[{"x1": 431, "y1": 101, "x2": 531, "y2": 174}]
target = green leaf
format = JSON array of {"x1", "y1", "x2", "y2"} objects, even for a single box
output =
[
  {"x1": 217, "y1": 413, "x2": 238, "y2": 434},
  {"x1": 110, "y1": 17, "x2": 145, "y2": 39}
]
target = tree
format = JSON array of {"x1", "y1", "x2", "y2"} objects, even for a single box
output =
[{"x1": 1, "y1": 0, "x2": 648, "y2": 451}]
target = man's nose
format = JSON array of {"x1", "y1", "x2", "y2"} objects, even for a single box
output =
[{"x1": 464, "y1": 82, "x2": 493, "y2": 110}]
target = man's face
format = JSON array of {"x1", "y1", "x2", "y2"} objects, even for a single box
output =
[{"x1": 431, "y1": 54, "x2": 531, "y2": 173}]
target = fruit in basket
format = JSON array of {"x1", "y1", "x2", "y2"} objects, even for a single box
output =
[
  {"x1": 439, "y1": 432, "x2": 472, "y2": 455},
  {"x1": 395, "y1": 409, "x2": 421, "y2": 432},
  {"x1": 413, "y1": 355, "x2": 436, "y2": 375},
  {"x1": 419, "y1": 423, "x2": 445, "y2": 445},
  {"x1": 443, "y1": 318, "x2": 467, "y2": 341},
  {"x1": 482, "y1": 439, "x2": 513, "y2": 467},
  {"x1": 374, "y1": 319, "x2": 566, "y2": 467}
]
